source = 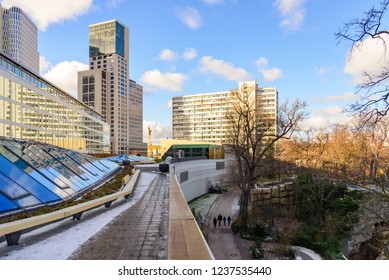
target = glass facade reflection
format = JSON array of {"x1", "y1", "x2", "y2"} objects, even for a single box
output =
[
  {"x1": 89, "y1": 20, "x2": 125, "y2": 57},
  {"x1": 0, "y1": 137, "x2": 120, "y2": 216},
  {"x1": 0, "y1": 5, "x2": 40, "y2": 74},
  {"x1": 0, "y1": 53, "x2": 110, "y2": 154}
]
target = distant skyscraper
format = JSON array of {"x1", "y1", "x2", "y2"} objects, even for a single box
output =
[
  {"x1": 78, "y1": 19, "x2": 145, "y2": 155},
  {"x1": 128, "y1": 79, "x2": 147, "y2": 155},
  {"x1": 0, "y1": 4, "x2": 39, "y2": 73}
]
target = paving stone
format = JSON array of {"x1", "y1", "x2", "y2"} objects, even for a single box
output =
[{"x1": 69, "y1": 173, "x2": 169, "y2": 260}]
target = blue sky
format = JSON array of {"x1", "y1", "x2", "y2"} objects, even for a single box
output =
[{"x1": 1, "y1": 0, "x2": 388, "y2": 143}]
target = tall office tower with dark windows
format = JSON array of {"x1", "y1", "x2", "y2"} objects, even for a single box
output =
[
  {"x1": 79, "y1": 20, "x2": 145, "y2": 155},
  {"x1": 0, "y1": 4, "x2": 39, "y2": 74}
]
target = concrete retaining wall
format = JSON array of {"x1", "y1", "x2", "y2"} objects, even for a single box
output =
[
  {"x1": 251, "y1": 182, "x2": 295, "y2": 207},
  {"x1": 173, "y1": 159, "x2": 226, "y2": 202}
]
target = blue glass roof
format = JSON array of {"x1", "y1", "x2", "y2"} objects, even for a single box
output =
[
  {"x1": 106, "y1": 155, "x2": 155, "y2": 164},
  {"x1": 0, "y1": 137, "x2": 120, "y2": 216}
]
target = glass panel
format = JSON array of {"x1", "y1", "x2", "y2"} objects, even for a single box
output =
[
  {"x1": 20, "y1": 148, "x2": 72, "y2": 191},
  {"x1": 0, "y1": 193, "x2": 20, "y2": 212},
  {"x1": 0, "y1": 155, "x2": 61, "y2": 203},
  {"x1": 36, "y1": 144, "x2": 91, "y2": 181},
  {"x1": 0, "y1": 171, "x2": 29, "y2": 199},
  {"x1": 15, "y1": 195, "x2": 42, "y2": 208},
  {"x1": 0, "y1": 141, "x2": 72, "y2": 197},
  {"x1": 28, "y1": 145, "x2": 88, "y2": 190}
]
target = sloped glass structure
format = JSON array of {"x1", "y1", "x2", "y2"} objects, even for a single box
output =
[
  {"x1": 0, "y1": 137, "x2": 120, "y2": 216},
  {"x1": 106, "y1": 154, "x2": 155, "y2": 164}
]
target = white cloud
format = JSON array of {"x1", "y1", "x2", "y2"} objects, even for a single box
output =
[
  {"x1": 314, "y1": 66, "x2": 329, "y2": 76},
  {"x1": 255, "y1": 57, "x2": 283, "y2": 81},
  {"x1": 274, "y1": 0, "x2": 306, "y2": 31},
  {"x1": 1, "y1": 0, "x2": 93, "y2": 31},
  {"x1": 255, "y1": 57, "x2": 269, "y2": 68},
  {"x1": 39, "y1": 55, "x2": 51, "y2": 74},
  {"x1": 158, "y1": 49, "x2": 177, "y2": 61},
  {"x1": 313, "y1": 92, "x2": 358, "y2": 103},
  {"x1": 302, "y1": 106, "x2": 350, "y2": 130},
  {"x1": 143, "y1": 120, "x2": 172, "y2": 143},
  {"x1": 175, "y1": 6, "x2": 202, "y2": 30},
  {"x1": 313, "y1": 106, "x2": 343, "y2": 116},
  {"x1": 167, "y1": 100, "x2": 173, "y2": 109},
  {"x1": 182, "y1": 48, "x2": 197, "y2": 60},
  {"x1": 202, "y1": 0, "x2": 224, "y2": 5},
  {"x1": 140, "y1": 69, "x2": 187, "y2": 92},
  {"x1": 344, "y1": 34, "x2": 389, "y2": 84},
  {"x1": 158, "y1": 48, "x2": 197, "y2": 62},
  {"x1": 42, "y1": 61, "x2": 88, "y2": 97},
  {"x1": 106, "y1": 0, "x2": 122, "y2": 9},
  {"x1": 259, "y1": 68, "x2": 283, "y2": 82},
  {"x1": 302, "y1": 115, "x2": 331, "y2": 130},
  {"x1": 199, "y1": 56, "x2": 252, "y2": 81}
]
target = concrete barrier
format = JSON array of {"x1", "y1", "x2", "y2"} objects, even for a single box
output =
[
  {"x1": 0, "y1": 170, "x2": 140, "y2": 246},
  {"x1": 122, "y1": 174, "x2": 131, "y2": 186},
  {"x1": 168, "y1": 166, "x2": 214, "y2": 260}
]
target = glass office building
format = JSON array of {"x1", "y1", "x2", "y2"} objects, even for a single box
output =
[
  {"x1": 0, "y1": 53, "x2": 110, "y2": 154},
  {"x1": 0, "y1": 137, "x2": 119, "y2": 216},
  {"x1": 0, "y1": 4, "x2": 40, "y2": 74},
  {"x1": 89, "y1": 20, "x2": 126, "y2": 58},
  {"x1": 79, "y1": 19, "x2": 144, "y2": 155}
]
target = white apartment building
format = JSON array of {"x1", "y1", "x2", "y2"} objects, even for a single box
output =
[
  {"x1": 257, "y1": 86, "x2": 278, "y2": 137},
  {"x1": 0, "y1": 4, "x2": 39, "y2": 74},
  {"x1": 172, "y1": 81, "x2": 278, "y2": 144}
]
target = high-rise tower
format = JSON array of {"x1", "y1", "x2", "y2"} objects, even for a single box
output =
[
  {"x1": 79, "y1": 20, "x2": 145, "y2": 155},
  {"x1": 0, "y1": 4, "x2": 39, "y2": 73}
]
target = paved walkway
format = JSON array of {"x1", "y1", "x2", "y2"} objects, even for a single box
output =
[
  {"x1": 69, "y1": 173, "x2": 169, "y2": 260},
  {"x1": 204, "y1": 188, "x2": 253, "y2": 260},
  {"x1": 202, "y1": 188, "x2": 320, "y2": 260}
]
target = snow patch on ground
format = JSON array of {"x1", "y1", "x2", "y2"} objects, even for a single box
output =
[
  {"x1": 293, "y1": 246, "x2": 322, "y2": 260},
  {"x1": 231, "y1": 196, "x2": 240, "y2": 218}
]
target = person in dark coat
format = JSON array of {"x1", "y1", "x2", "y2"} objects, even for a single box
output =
[
  {"x1": 213, "y1": 217, "x2": 217, "y2": 228},
  {"x1": 227, "y1": 216, "x2": 232, "y2": 226},
  {"x1": 217, "y1": 214, "x2": 223, "y2": 226},
  {"x1": 223, "y1": 216, "x2": 226, "y2": 226}
]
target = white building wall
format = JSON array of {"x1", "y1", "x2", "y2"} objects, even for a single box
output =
[{"x1": 173, "y1": 159, "x2": 226, "y2": 202}]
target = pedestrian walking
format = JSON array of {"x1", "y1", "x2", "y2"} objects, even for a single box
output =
[
  {"x1": 217, "y1": 214, "x2": 222, "y2": 226},
  {"x1": 227, "y1": 216, "x2": 232, "y2": 226},
  {"x1": 223, "y1": 216, "x2": 226, "y2": 226},
  {"x1": 213, "y1": 217, "x2": 217, "y2": 228}
]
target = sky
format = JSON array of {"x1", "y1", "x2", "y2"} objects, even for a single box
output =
[{"x1": 1, "y1": 0, "x2": 388, "y2": 143}]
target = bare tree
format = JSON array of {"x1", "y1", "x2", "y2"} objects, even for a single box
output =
[
  {"x1": 336, "y1": 0, "x2": 389, "y2": 127},
  {"x1": 225, "y1": 83, "x2": 306, "y2": 230}
]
